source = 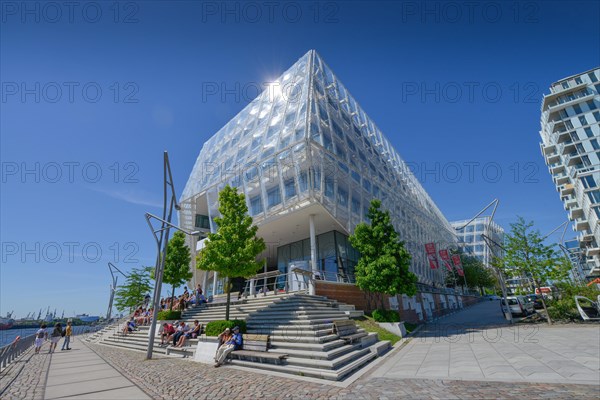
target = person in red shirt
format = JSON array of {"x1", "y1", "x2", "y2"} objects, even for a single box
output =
[{"x1": 160, "y1": 322, "x2": 176, "y2": 346}]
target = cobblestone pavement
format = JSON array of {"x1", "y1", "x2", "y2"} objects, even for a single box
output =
[
  {"x1": 0, "y1": 342, "x2": 51, "y2": 400},
  {"x1": 86, "y1": 343, "x2": 600, "y2": 400}
]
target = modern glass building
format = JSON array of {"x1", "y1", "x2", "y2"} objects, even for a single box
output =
[
  {"x1": 180, "y1": 50, "x2": 457, "y2": 296},
  {"x1": 539, "y1": 68, "x2": 600, "y2": 280},
  {"x1": 451, "y1": 216, "x2": 504, "y2": 269}
]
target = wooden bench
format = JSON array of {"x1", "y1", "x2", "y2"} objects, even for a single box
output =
[
  {"x1": 229, "y1": 334, "x2": 287, "y2": 365},
  {"x1": 333, "y1": 320, "x2": 367, "y2": 343}
]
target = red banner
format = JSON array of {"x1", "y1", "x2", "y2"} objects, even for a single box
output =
[
  {"x1": 439, "y1": 249, "x2": 452, "y2": 271},
  {"x1": 451, "y1": 254, "x2": 462, "y2": 267},
  {"x1": 451, "y1": 254, "x2": 464, "y2": 275},
  {"x1": 425, "y1": 243, "x2": 439, "y2": 269}
]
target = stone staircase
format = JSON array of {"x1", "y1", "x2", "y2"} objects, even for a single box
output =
[{"x1": 98, "y1": 293, "x2": 390, "y2": 381}]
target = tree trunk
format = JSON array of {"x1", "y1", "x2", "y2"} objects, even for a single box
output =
[
  {"x1": 535, "y1": 280, "x2": 552, "y2": 325},
  {"x1": 225, "y1": 277, "x2": 231, "y2": 321},
  {"x1": 169, "y1": 285, "x2": 175, "y2": 311}
]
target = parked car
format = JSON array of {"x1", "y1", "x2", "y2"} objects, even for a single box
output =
[
  {"x1": 518, "y1": 295, "x2": 535, "y2": 315},
  {"x1": 485, "y1": 295, "x2": 501, "y2": 301},
  {"x1": 501, "y1": 296, "x2": 532, "y2": 317},
  {"x1": 524, "y1": 294, "x2": 544, "y2": 309}
]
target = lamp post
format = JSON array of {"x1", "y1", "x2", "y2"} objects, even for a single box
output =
[
  {"x1": 145, "y1": 212, "x2": 200, "y2": 360},
  {"x1": 106, "y1": 262, "x2": 130, "y2": 320}
]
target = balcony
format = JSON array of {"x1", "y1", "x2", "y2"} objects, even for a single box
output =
[
  {"x1": 566, "y1": 152, "x2": 582, "y2": 167},
  {"x1": 554, "y1": 172, "x2": 570, "y2": 185},
  {"x1": 546, "y1": 92, "x2": 596, "y2": 113},
  {"x1": 559, "y1": 141, "x2": 575, "y2": 155},
  {"x1": 549, "y1": 163, "x2": 565, "y2": 174},
  {"x1": 560, "y1": 183, "x2": 575, "y2": 197},
  {"x1": 540, "y1": 142, "x2": 556, "y2": 155},
  {"x1": 556, "y1": 130, "x2": 571, "y2": 143},
  {"x1": 575, "y1": 217, "x2": 590, "y2": 231},
  {"x1": 546, "y1": 152, "x2": 561, "y2": 164},
  {"x1": 579, "y1": 231, "x2": 594, "y2": 243},
  {"x1": 564, "y1": 197, "x2": 579, "y2": 210},
  {"x1": 569, "y1": 206, "x2": 584, "y2": 220},
  {"x1": 586, "y1": 246, "x2": 600, "y2": 257}
]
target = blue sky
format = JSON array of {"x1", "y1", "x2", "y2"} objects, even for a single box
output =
[{"x1": 1, "y1": 1, "x2": 599, "y2": 318}]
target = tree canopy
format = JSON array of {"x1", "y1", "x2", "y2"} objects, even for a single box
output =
[
  {"x1": 196, "y1": 185, "x2": 266, "y2": 319},
  {"x1": 163, "y1": 230, "x2": 193, "y2": 310},
  {"x1": 114, "y1": 266, "x2": 153, "y2": 313},
  {"x1": 496, "y1": 216, "x2": 571, "y2": 323},
  {"x1": 349, "y1": 199, "x2": 417, "y2": 305}
]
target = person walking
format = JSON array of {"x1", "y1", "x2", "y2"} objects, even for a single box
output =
[
  {"x1": 34, "y1": 323, "x2": 48, "y2": 354},
  {"x1": 61, "y1": 320, "x2": 72, "y2": 350},
  {"x1": 49, "y1": 323, "x2": 62, "y2": 353}
]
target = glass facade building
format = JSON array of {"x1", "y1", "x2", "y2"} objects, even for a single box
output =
[
  {"x1": 180, "y1": 50, "x2": 457, "y2": 294},
  {"x1": 451, "y1": 216, "x2": 504, "y2": 269},
  {"x1": 539, "y1": 68, "x2": 600, "y2": 279}
]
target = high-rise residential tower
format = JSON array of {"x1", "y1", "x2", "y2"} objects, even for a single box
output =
[{"x1": 539, "y1": 68, "x2": 600, "y2": 280}]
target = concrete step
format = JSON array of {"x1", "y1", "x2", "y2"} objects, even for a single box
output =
[
  {"x1": 278, "y1": 347, "x2": 371, "y2": 370},
  {"x1": 228, "y1": 350, "x2": 376, "y2": 381},
  {"x1": 269, "y1": 338, "x2": 347, "y2": 352},
  {"x1": 268, "y1": 342, "x2": 359, "y2": 360},
  {"x1": 267, "y1": 333, "x2": 340, "y2": 344}
]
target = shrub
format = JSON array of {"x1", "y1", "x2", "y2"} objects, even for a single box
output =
[
  {"x1": 156, "y1": 310, "x2": 181, "y2": 321},
  {"x1": 546, "y1": 298, "x2": 580, "y2": 322},
  {"x1": 205, "y1": 320, "x2": 247, "y2": 336},
  {"x1": 372, "y1": 309, "x2": 400, "y2": 323}
]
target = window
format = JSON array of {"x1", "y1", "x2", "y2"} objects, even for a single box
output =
[
  {"x1": 351, "y1": 170, "x2": 360, "y2": 183},
  {"x1": 284, "y1": 179, "x2": 296, "y2": 199},
  {"x1": 337, "y1": 186, "x2": 348, "y2": 207},
  {"x1": 587, "y1": 100, "x2": 598, "y2": 110},
  {"x1": 250, "y1": 195, "x2": 263, "y2": 216},
  {"x1": 589, "y1": 72, "x2": 598, "y2": 83},
  {"x1": 587, "y1": 190, "x2": 600, "y2": 204},
  {"x1": 575, "y1": 76, "x2": 583, "y2": 84},
  {"x1": 594, "y1": 111, "x2": 600, "y2": 122},
  {"x1": 579, "y1": 116, "x2": 588, "y2": 126},
  {"x1": 362, "y1": 179, "x2": 371, "y2": 193},
  {"x1": 298, "y1": 171, "x2": 308, "y2": 192},
  {"x1": 585, "y1": 127, "x2": 594, "y2": 138},
  {"x1": 573, "y1": 104, "x2": 583, "y2": 114},
  {"x1": 561, "y1": 81, "x2": 570, "y2": 89},
  {"x1": 595, "y1": 208, "x2": 600, "y2": 219},
  {"x1": 581, "y1": 175, "x2": 597, "y2": 189},
  {"x1": 351, "y1": 196, "x2": 360, "y2": 214},
  {"x1": 194, "y1": 214, "x2": 210, "y2": 229},
  {"x1": 267, "y1": 186, "x2": 281, "y2": 209},
  {"x1": 324, "y1": 177, "x2": 334, "y2": 198},
  {"x1": 591, "y1": 140, "x2": 600, "y2": 150}
]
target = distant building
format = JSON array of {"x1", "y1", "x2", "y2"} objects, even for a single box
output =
[
  {"x1": 451, "y1": 216, "x2": 504, "y2": 269},
  {"x1": 539, "y1": 68, "x2": 600, "y2": 279}
]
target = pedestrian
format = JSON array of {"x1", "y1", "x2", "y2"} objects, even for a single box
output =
[
  {"x1": 61, "y1": 320, "x2": 72, "y2": 350},
  {"x1": 34, "y1": 323, "x2": 47, "y2": 354},
  {"x1": 49, "y1": 323, "x2": 62, "y2": 353}
]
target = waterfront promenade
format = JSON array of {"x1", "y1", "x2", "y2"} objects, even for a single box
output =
[{"x1": 1, "y1": 303, "x2": 598, "y2": 399}]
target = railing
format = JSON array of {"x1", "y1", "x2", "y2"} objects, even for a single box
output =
[{"x1": 0, "y1": 334, "x2": 36, "y2": 370}]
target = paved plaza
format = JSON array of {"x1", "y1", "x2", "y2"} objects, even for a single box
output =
[
  {"x1": 373, "y1": 301, "x2": 600, "y2": 384},
  {"x1": 1, "y1": 303, "x2": 598, "y2": 399}
]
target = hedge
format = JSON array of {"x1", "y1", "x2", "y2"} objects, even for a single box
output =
[
  {"x1": 156, "y1": 310, "x2": 181, "y2": 321},
  {"x1": 205, "y1": 320, "x2": 247, "y2": 336},
  {"x1": 372, "y1": 309, "x2": 400, "y2": 323}
]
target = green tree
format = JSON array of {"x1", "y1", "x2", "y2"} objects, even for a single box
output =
[
  {"x1": 349, "y1": 199, "x2": 417, "y2": 310},
  {"x1": 163, "y1": 231, "x2": 193, "y2": 310},
  {"x1": 497, "y1": 216, "x2": 568, "y2": 324},
  {"x1": 196, "y1": 185, "x2": 266, "y2": 320},
  {"x1": 114, "y1": 266, "x2": 153, "y2": 313}
]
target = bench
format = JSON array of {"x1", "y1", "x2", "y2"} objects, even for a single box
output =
[
  {"x1": 230, "y1": 334, "x2": 287, "y2": 365},
  {"x1": 333, "y1": 320, "x2": 367, "y2": 343}
]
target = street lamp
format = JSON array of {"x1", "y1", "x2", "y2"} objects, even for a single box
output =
[
  {"x1": 106, "y1": 262, "x2": 130, "y2": 320},
  {"x1": 144, "y1": 151, "x2": 201, "y2": 360}
]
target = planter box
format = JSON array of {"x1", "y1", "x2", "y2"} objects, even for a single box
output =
[{"x1": 378, "y1": 321, "x2": 407, "y2": 338}]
